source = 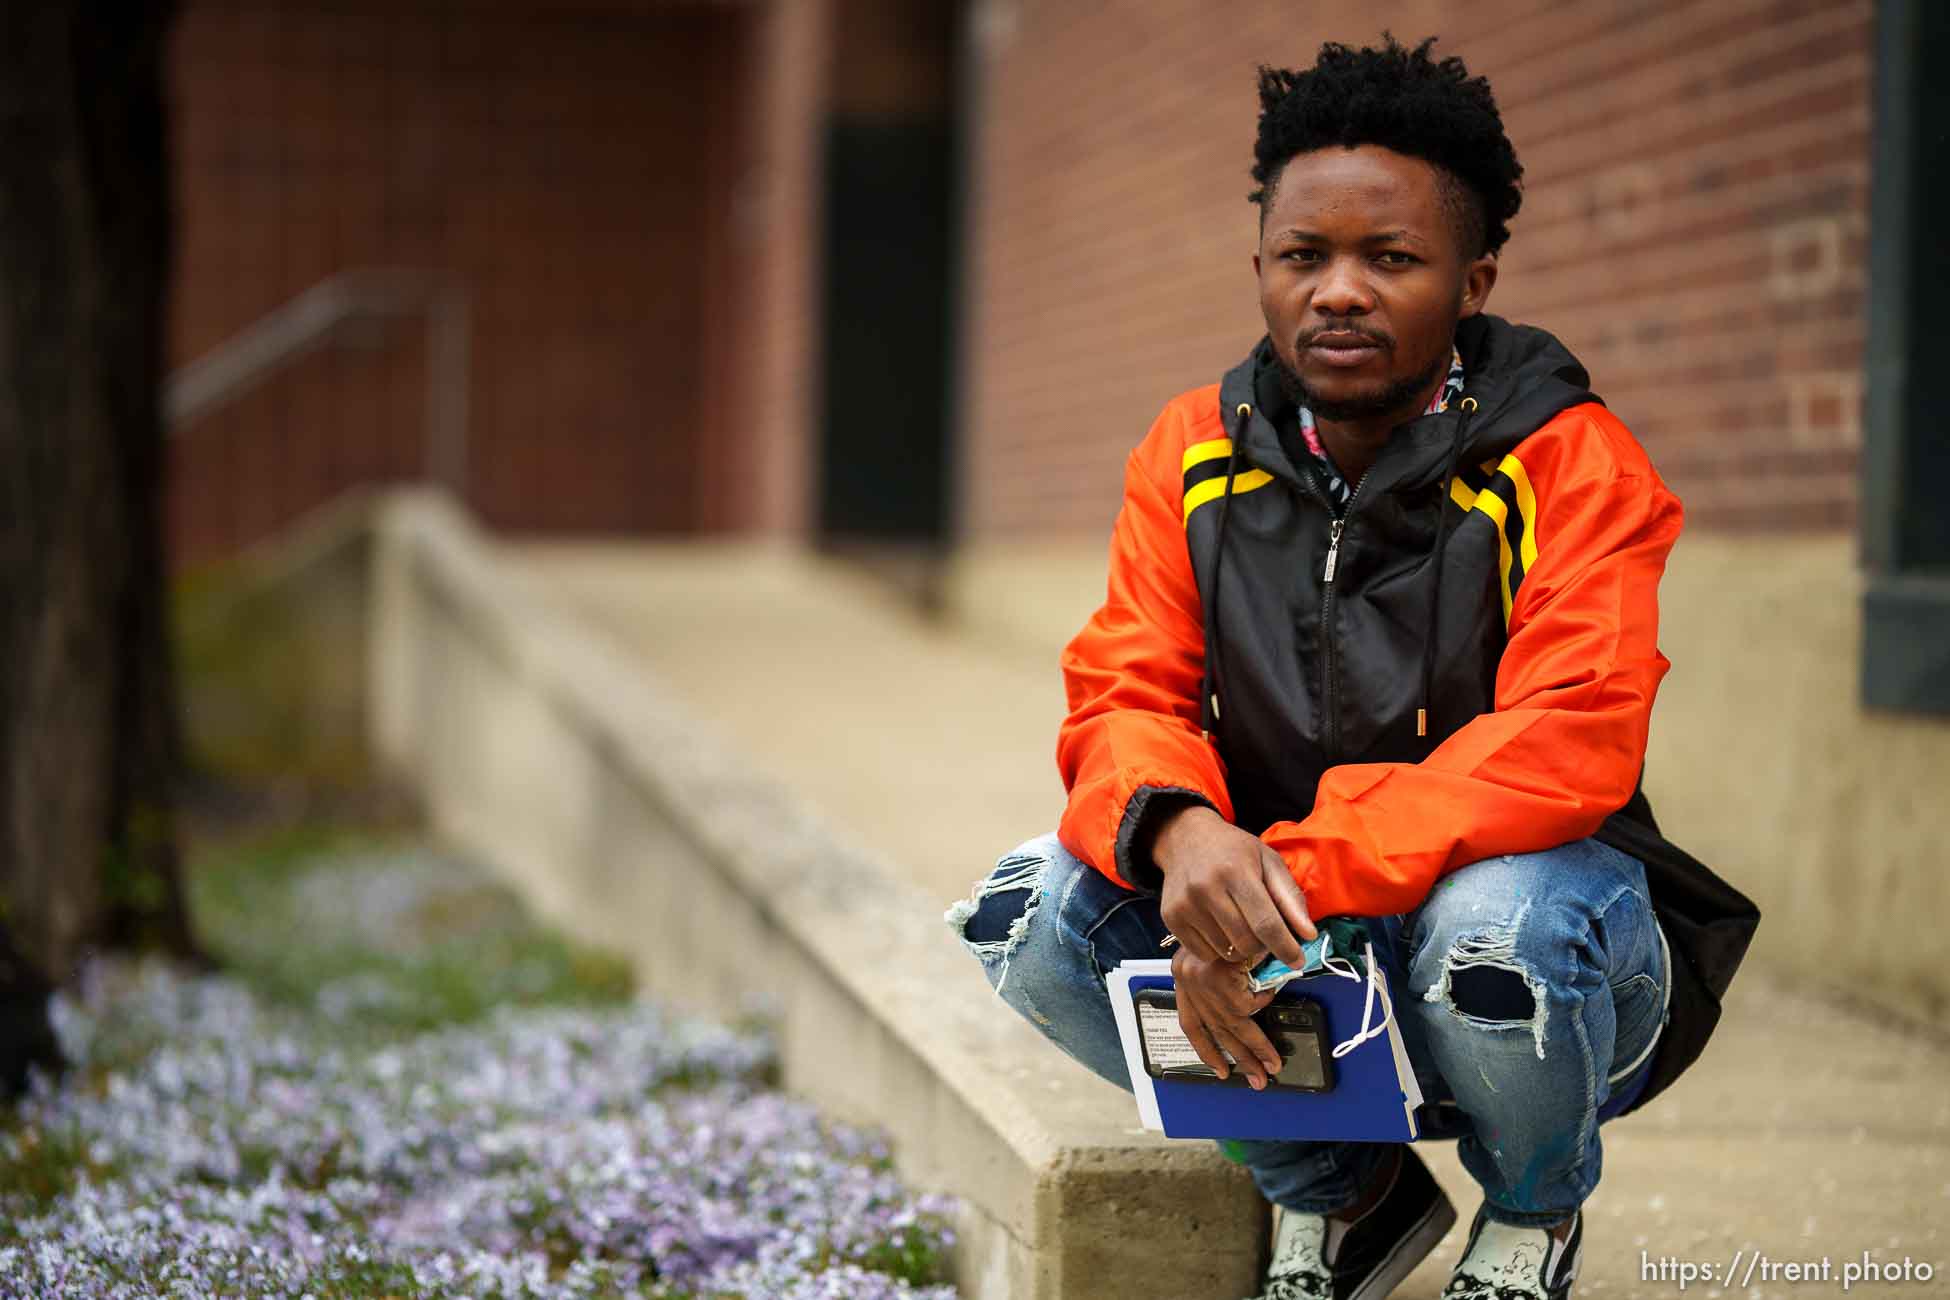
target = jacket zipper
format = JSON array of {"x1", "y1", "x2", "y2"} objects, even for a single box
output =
[
  {"x1": 1292, "y1": 462, "x2": 1365, "y2": 763},
  {"x1": 1321, "y1": 510, "x2": 1345, "y2": 760},
  {"x1": 1320, "y1": 468, "x2": 1382, "y2": 760}
]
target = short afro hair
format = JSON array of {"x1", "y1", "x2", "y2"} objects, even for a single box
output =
[{"x1": 1249, "y1": 35, "x2": 1523, "y2": 258}]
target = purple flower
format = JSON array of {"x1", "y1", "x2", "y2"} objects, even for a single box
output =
[{"x1": 2, "y1": 957, "x2": 960, "y2": 1299}]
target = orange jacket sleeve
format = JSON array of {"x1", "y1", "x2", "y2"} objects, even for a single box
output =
[
  {"x1": 1056, "y1": 396, "x2": 1234, "y2": 890},
  {"x1": 1263, "y1": 405, "x2": 1684, "y2": 918}
]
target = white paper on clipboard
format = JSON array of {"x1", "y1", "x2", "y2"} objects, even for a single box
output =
[
  {"x1": 1370, "y1": 956, "x2": 1425, "y2": 1131},
  {"x1": 1106, "y1": 958, "x2": 1172, "y2": 1131}
]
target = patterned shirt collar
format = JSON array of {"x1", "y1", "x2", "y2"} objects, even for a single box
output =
[{"x1": 1295, "y1": 346, "x2": 1466, "y2": 509}]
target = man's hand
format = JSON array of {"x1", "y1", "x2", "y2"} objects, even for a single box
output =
[
  {"x1": 1172, "y1": 946, "x2": 1282, "y2": 1089},
  {"x1": 1151, "y1": 805, "x2": 1316, "y2": 968}
]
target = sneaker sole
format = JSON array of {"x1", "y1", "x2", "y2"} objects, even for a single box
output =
[{"x1": 1349, "y1": 1192, "x2": 1458, "y2": 1300}]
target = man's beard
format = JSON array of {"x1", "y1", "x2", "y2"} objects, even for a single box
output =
[{"x1": 1274, "y1": 345, "x2": 1451, "y2": 425}]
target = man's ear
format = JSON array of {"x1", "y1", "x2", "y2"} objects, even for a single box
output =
[
  {"x1": 1252, "y1": 251, "x2": 1263, "y2": 279},
  {"x1": 1459, "y1": 254, "x2": 1498, "y2": 319}
]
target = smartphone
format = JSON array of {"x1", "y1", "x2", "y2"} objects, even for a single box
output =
[
  {"x1": 1259, "y1": 996, "x2": 1334, "y2": 1092},
  {"x1": 1133, "y1": 989, "x2": 1334, "y2": 1093}
]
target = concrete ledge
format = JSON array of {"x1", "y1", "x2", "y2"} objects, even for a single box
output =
[
  {"x1": 343, "y1": 492, "x2": 1266, "y2": 1298},
  {"x1": 176, "y1": 491, "x2": 382, "y2": 782}
]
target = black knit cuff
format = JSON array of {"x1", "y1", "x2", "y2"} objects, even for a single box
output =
[{"x1": 1115, "y1": 786, "x2": 1219, "y2": 893}]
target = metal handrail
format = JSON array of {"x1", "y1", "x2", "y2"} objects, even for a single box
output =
[{"x1": 165, "y1": 268, "x2": 471, "y2": 492}]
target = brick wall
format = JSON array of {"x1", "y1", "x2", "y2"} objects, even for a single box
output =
[
  {"x1": 714, "y1": 0, "x2": 828, "y2": 538},
  {"x1": 165, "y1": 0, "x2": 826, "y2": 562},
  {"x1": 957, "y1": 0, "x2": 1872, "y2": 540}
]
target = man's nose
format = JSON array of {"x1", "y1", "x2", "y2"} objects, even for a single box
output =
[{"x1": 1310, "y1": 257, "x2": 1374, "y2": 316}]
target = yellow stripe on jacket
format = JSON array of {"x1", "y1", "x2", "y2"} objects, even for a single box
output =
[
  {"x1": 1448, "y1": 453, "x2": 1538, "y2": 625},
  {"x1": 1181, "y1": 438, "x2": 1273, "y2": 523}
]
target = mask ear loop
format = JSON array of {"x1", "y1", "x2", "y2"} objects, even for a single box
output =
[{"x1": 1324, "y1": 940, "x2": 1394, "y2": 1060}]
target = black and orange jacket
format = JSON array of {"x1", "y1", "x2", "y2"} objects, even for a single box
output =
[{"x1": 1056, "y1": 312, "x2": 1758, "y2": 1111}]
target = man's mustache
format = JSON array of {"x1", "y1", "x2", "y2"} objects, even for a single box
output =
[{"x1": 1296, "y1": 323, "x2": 1393, "y2": 349}]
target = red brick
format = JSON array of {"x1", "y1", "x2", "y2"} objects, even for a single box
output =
[
  {"x1": 958, "y1": 0, "x2": 1872, "y2": 537},
  {"x1": 167, "y1": 0, "x2": 799, "y2": 555}
]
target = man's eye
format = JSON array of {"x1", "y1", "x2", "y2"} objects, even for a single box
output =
[
  {"x1": 1283, "y1": 249, "x2": 1321, "y2": 264},
  {"x1": 1376, "y1": 251, "x2": 1417, "y2": 266}
]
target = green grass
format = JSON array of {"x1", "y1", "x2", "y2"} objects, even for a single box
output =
[
  {"x1": 186, "y1": 824, "x2": 635, "y2": 1042},
  {"x1": 172, "y1": 560, "x2": 374, "y2": 792},
  {"x1": 170, "y1": 559, "x2": 635, "y2": 1036},
  {"x1": 167, "y1": 557, "x2": 633, "y2": 1041},
  {"x1": 0, "y1": 1121, "x2": 113, "y2": 1210}
]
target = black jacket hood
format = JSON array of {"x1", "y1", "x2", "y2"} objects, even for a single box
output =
[{"x1": 1216, "y1": 313, "x2": 1601, "y2": 493}]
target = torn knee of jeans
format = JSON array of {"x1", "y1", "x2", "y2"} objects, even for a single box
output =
[
  {"x1": 1422, "y1": 914, "x2": 1549, "y2": 1059},
  {"x1": 1448, "y1": 965, "x2": 1535, "y2": 1020},
  {"x1": 945, "y1": 855, "x2": 1045, "y2": 992}
]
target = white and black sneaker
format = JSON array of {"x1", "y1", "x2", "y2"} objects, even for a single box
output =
[
  {"x1": 1249, "y1": 1147, "x2": 1457, "y2": 1300},
  {"x1": 1440, "y1": 1204, "x2": 1582, "y2": 1300}
]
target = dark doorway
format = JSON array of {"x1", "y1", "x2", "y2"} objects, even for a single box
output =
[
  {"x1": 816, "y1": 0, "x2": 963, "y2": 553},
  {"x1": 1862, "y1": 0, "x2": 1950, "y2": 714}
]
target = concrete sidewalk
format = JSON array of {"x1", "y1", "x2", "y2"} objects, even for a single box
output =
[{"x1": 509, "y1": 540, "x2": 1948, "y2": 1300}]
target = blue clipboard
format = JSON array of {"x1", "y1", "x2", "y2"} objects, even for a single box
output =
[{"x1": 1107, "y1": 948, "x2": 1423, "y2": 1142}]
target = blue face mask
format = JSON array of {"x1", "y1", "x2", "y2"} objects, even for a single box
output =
[
  {"x1": 1246, "y1": 917, "x2": 1372, "y2": 993},
  {"x1": 1246, "y1": 930, "x2": 1337, "y2": 993}
]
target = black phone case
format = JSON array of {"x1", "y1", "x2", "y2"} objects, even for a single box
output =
[{"x1": 1133, "y1": 988, "x2": 1336, "y2": 1093}]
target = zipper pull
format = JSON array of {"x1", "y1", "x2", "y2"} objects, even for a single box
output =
[{"x1": 1324, "y1": 519, "x2": 1345, "y2": 583}]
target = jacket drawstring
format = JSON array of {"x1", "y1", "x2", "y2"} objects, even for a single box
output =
[
  {"x1": 1202, "y1": 402, "x2": 1252, "y2": 735},
  {"x1": 1418, "y1": 395, "x2": 1479, "y2": 737}
]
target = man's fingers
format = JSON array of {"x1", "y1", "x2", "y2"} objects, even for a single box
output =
[
  {"x1": 1206, "y1": 1020, "x2": 1260, "y2": 1088},
  {"x1": 1208, "y1": 1016, "x2": 1279, "y2": 1089},
  {"x1": 1191, "y1": 887, "x2": 1268, "y2": 966},
  {"x1": 1172, "y1": 955, "x2": 1233, "y2": 1078},
  {"x1": 1178, "y1": 959, "x2": 1284, "y2": 1089},
  {"x1": 1175, "y1": 920, "x2": 1228, "y2": 965},
  {"x1": 1162, "y1": 832, "x2": 1312, "y2": 966},
  {"x1": 1177, "y1": 907, "x2": 1257, "y2": 967},
  {"x1": 1261, "y1": 846, "x2": 1318, "y2": 942},
  {"x1": 1218, "y1": 1005, "x2": 1282, "y2": 1075},
  {"x1": 1232, "y1": 879, "x2": 1306, "y2": 967},
  {"x1": 1176, "y1": 996, "x2": 1231, "y2": 1080},
  {"x1": 1212, "y1": 962, "x2": 1264, "y2": 1018}
]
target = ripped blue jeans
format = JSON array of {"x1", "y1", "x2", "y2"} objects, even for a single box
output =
[{"x1": 946, "y1": 831, "x2": 1668, "y2": 1227}]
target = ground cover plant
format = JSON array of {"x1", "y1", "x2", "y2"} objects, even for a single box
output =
[{"x1": 0, "y1": 833, "x2": 957, "y2": 1298}]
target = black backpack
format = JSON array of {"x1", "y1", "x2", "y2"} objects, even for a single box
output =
[{"x1": 1595, "y1": 789, "x2": 1761, "y2": 1114}]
